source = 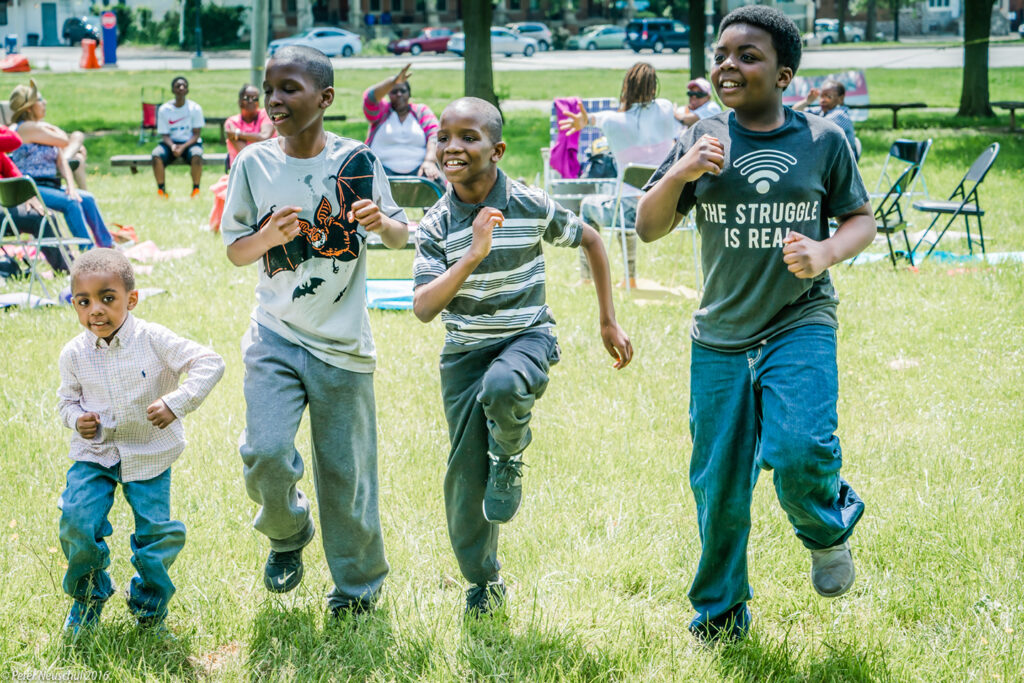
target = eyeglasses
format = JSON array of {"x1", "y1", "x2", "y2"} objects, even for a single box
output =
[
  {"x1": 241, "y1": 96, "x2": 260, "y2": 102},
  {"x1": 686, "y1": 91, "x2": 706, "y2": 97}
]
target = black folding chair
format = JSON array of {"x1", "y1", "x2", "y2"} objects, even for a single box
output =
[
  {"x1": 910, "y1": 143, "x2": 999, "y2": 264},
  {"x1": 870, "y1": 138, "x2": 932, "y2": 203},
  {"x1": 872, "y1": 164, "x2": 920, "y2": 267},
  {"x1": 374, "y1": 176, "x2": 444, "y2": 249}
]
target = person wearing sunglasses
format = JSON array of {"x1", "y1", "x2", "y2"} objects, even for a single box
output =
[
  {"x1": 224, "y1": 84, "x2": 276, "y2": 168},
  {"x1": 675, "y1": 78, "x2": 723, "y2": 127}
]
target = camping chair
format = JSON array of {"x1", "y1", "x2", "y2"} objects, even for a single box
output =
[
  {"x1": 373, "y1": 175, "x2": 444, "y2": 249},
  {"x1": 604, "y1": 163, "x2": 657, "y2": 293},
  {"x1": 909, "y1": 142, "x2": 999, "y2": 264},
  {"x1": 872, "y1": 163, "x2": 920, "y2": 267},
  {"x1": 0, "y1": 177, "x2": 91, "y2": 303},
  {"x1": 870, "y1": 138, "x2": 932, "y2": 203},
  {"x1": 138, "y1": 86, "x2": 163, "y2": 145}
]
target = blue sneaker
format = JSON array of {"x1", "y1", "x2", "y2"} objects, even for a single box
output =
[
  {"x1": 264, "y1": 547, "x2": 304, "y2": 593},
  {"x1": 688, "y1": 603, "x2": 751, "y2": 644},
  {"x1": 63, "y1": 600, "x2": 103, "y2": 636}
]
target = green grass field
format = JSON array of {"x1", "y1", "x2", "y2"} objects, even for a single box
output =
[{"x1": 0, "y1": 66, "x2": 1022, "y2": 681}]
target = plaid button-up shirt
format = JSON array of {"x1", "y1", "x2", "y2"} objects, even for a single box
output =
[{"x1": 57, "y1": 314, "x2": 225, "y2": 482}]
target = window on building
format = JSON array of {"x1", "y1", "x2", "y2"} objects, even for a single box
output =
[
  {"x1": 370, "y1": 0, "x2": 381, "y2": 12},
  {"x1": 0, "y1": 2, "x2": 7, "y2": 26},
  {"x1": 436, "y1": 0, "x2": 446, "y2": 10},
  {"x1": 509, "y1": 0, "x2": 522, "y2": 10},
  {"x1": 927, "y1": 0, "x2": 950, "y2": 8}
]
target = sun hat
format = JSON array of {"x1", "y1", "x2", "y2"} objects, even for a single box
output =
[
  {"x1": 686, "y1": 78, "x2": 712, "y2": 96},
  {"x1": 9, "y1": 79, "x2": 41, "y2": 122}
]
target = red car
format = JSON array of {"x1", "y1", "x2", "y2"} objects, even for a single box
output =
[{"x1": 387, "y1": 27, "x2": 454, "y2": 55}]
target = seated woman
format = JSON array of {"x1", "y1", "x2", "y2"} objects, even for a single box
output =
[
  {"x1": 362, "y1": 64, "x2": 442, "y2": 190},
  {"x1": 209, "y1": 84, "x2": 276, "y2": 231},
  {"x1": 7, "y1": 80, "x2": 113, "y2": 248},
  {"x1": 559, "y1": 62, "x2": 681, "y2": 288}
]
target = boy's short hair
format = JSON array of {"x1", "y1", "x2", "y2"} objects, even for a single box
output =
[
  {"x1": 70, "y1": 248, "x2": 136, "y2": 291},
  {"x1": 719, "y1": 5, "x2": 802, "y2": 73},
  {"x1": 444, "y1": 97, "x2": 503, "y2": 143},
  {"x1": 172, "y1": 75, "x2": 188, "y2": 89},
  {"x1": 271, "y1": 46, "x2": 334, "y2": 89}
]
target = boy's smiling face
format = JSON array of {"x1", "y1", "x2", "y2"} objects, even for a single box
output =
[
  {"x1": 263, "y1": 58, "x2": 333, "y2": 139},
  {"x1": 712, "y1": 23, "x2": 793, "y2": 122},
  {"x1": 72, "y1": 271, "x2": 138, "y2": 342},
  {"x1": 435, "y1": 103, "x2": 506, "y2": 192}
]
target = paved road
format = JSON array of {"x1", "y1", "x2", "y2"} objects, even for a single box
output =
[{"x1": 17, "y1": 42, "x2": 1024, "y2": 74}]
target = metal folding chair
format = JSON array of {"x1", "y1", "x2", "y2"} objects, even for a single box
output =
[
  {"x1": 870, "y1": 138, "x2": 932, "y2": 203},
  {"x1": 910, "y1": 143, "x2": 999, "y2": 264},
  {"x1": 604, "y1": 163, "x2": 656, "y2": 293},
  {"x1": 376, "y1": 176, "x2": 444, "y2": 249},
  {"x1": 872, "y1": 163, "x2": 920, "y2": 267},
  {"x1": 0, "y1": 177, "x2": 91, "y2": 303}
]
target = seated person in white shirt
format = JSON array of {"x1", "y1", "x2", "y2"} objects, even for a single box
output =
[
  {"x1": 57, "y1": 249, "x2": 224, "y2": 635},
  {"x1": 151, "y1": 76, "x2": 206, "y2": 198},
  {"x1": 675, "y1": 77, "x2": 723, "y2": 126}
]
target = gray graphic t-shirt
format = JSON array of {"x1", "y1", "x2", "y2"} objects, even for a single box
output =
[
  {"x1": 646, "y1": 108, "x2": 868, "y2": 351},
  {"x1": 222, "y1": 134, "x2": 407, "y2": 372}
]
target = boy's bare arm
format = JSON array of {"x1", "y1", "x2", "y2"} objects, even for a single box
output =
[
  {"x1": 636, "y1": 135, "x2": 724, "y2": 243},
  {"x1": 782, "y1": 203, "x2": 875, "y2": 278},
  {"x1": 413, "y1": 207, "x2": 503, "y2": 323},
  {"x1": 348, "y1": 198, "x2": 408, "y2": 250},
  {"x1": 580, "y1": 225, "x2": 633, "y2": 369},
  {"x1": 226, "y1": 205, "x2": 304, "y2": 265}
]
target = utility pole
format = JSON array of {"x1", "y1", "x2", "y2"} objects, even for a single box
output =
[
  {"x1": 191, "y1": 0, "x2": 207, "y2": 68},
  {"x1": 251, "y1": 0, "x2": 269, "y2": 87}
]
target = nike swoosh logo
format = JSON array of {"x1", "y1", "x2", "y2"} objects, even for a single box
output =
[
  {"x1": 168, "y1": 117, "x2": 186, "y2": 125},
  {"x1": 277, "y1": 570, "x2": 295, "y2": 585}
]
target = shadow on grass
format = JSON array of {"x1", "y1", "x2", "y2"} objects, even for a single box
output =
[
  {"x1": 57, "y1": 619, "x2": 198, "y2": 681},
  {"x1": 246, "y1": 601, "x2": 396, "y2": 681},
  {"x1": 458, "y1": 614, "x2": 618, "y2": 681},
  {"x1": 714, "y1": 631, "x2": 897, "y2": 683}
]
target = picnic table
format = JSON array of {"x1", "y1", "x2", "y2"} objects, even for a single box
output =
[
  {"x1": 847, "y1": 102, "x2": 928, "y2": 129},
  {"x1": 991, "y1": 101, "x2": 1024, "y2": 131}
]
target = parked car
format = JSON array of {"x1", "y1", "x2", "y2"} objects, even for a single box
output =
[
  {"x1": 802, "y1": 18, "x2": 868, "y2": 45},
  {"x1": 387, "y1": 27, "x2": 453, "y2": 55},
  {"x1": 62, "y1": 16, "x2": 101, "y2": 45},
  {"x1": 625, "y1": 18, "x2": 689, "y2": 53},
  {"x1": 505, "y1": 22, "x2": 552, "y2": 51},
  {"x1": 568, "y1": 24, "x2": 627, "y2": 50},
  {"x1": 267, "y1": 27, "x2": 361, "y2": 57},
  {"x1": 446, "y1": 27, "x2": 539, "y2": 57}
]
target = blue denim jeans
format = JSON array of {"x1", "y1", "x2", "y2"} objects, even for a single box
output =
[
  {"x1": 58, "y1": 461, "x2": 185, "y2": 620},
  {"x1": 688, "y1": 324, "x2": 864, "y2": 623},
  {"x1": 36, "y1": 185, "x2": 113, "y2": 248}
]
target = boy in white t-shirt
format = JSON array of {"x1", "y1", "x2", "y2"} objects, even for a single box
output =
[
  {"x1": 151, "y1": 76, "x2": 205, "y2": 198},
  {"x1": 222, "y1": 46, "x2": 408, "y2": 618}
]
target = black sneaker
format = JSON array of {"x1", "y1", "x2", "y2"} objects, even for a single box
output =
[
  {"x1": 264, "y1": 547, "x2": 304, "y2": 593},
  {"x1": 329, "y1": 600, "x2": 373, "y2": 620},
  {"x1": 464, "y1": 579, "x2": 506, "y2": 617},
  {"x1": 483, "y1": 454, "x2": 524, "y2": 524},
  {"x1": 688, "y1": 603, "x2": 751, "y2": 645}
]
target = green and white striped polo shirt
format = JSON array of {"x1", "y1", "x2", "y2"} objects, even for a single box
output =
[{"x1": 414, "y1": 170, "x2": 584, "y2": 354}]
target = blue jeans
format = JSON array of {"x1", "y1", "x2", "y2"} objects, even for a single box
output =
[
  {"x1": 58, "y1": 461, "x2": 185, "y2": 620},
  {"x1": 36, "y1": 185, "x2": 113, "y2": 248},
  {"x1": 688, "y1": 324, "x2": 864, "y2": 623}
]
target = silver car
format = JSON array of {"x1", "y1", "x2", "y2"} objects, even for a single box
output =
[
  {"x1": 267, "y1": 27, "x2": 362, "y2": 57},
  {"x1": 506, "y1": 21, "x2": 552, "y2": 51},
  {"x1": 447, "y1": 27, "x2": 539, "y2": 57},
  {"x1": 568, "y1": 25, "x2": 627, "y2": 50}
]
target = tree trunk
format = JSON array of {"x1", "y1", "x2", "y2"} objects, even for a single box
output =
[
  {"x1": 464, "y1": 0, "x2": 498, "y2": 108},
  {"x1": 689, "y1": 0, "x2": 706, "y2": 79},
  {"x1": 866, "y1": 0, "x2": 877, "y2": 42},
  {"x1": 890, "y1": 0, "x2": 900, "y2": 41},
  {"x1": 838, "y1": 0, "x2": 849, "y2": 42},
  {"x1": 958, "y1": 0, "x2": 994, "y2": 117}
]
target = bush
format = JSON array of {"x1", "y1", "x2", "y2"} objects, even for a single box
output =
[
  {"x1": 130, "y1": 2, "x2": 245, "y2": 48},
  {"x1": 552, "y1": 26, "x2": 571, "y2": 50}
]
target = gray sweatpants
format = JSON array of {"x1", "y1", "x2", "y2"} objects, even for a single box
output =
[
  {"x1": 439, "y1": 330, "x2": 560, "y2": 586},
  {"x1": 240, "y1": 322, "x2": 388, "y2": 608}
]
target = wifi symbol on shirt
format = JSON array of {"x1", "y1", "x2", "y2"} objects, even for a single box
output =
[{"x1": 733, "y1": 150, "x2": 797, "y2": 195}]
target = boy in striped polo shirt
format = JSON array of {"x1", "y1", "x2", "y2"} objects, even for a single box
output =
[{"x1": 413, "y1": 97, "x2": 633, "y2": 616}]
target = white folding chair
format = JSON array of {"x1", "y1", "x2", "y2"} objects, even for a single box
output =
[{"x1": 0, "y1": 176, "x2": 91, "y2": 303}]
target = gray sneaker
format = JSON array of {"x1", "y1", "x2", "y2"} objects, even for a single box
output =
[
  {"x1": 811, "y1": 540, "x2": 855, "y2": 597},
  {"x1": 482, "y1": 453, "x2": 524, "y2": 524},
  {"x1": 465, "y1": 578, "x2": 506, "y2": 617}
]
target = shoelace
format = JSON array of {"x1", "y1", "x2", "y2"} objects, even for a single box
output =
[{"x1": 493, "y1": 459, "x2": 525, "y2": 490}]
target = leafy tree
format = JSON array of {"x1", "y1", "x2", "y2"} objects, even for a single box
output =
[{"x1": 958, "y1": 0, "x2": 995, "y2": 116}]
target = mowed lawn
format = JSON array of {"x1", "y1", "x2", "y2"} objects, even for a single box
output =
[{"x1": 0, "y1": 66, "x2": 1022, "y2": 681}]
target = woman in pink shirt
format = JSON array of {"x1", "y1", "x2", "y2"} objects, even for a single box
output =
[{"x1": 224, "y1": 84, "x2": 275, "y2": 167}]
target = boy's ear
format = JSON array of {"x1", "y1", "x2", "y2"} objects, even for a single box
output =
[
  {"x1": 127, "y1": 289, "x2": 139, "y2": 311},
  {"x1": 491, "y1": 140, "x2": 507, "y2": 163},
  {"x1": 776, "y1": 66, "x2": 794, "y2": 92},
  {"x1": 320, "y1": 86, "x2": 335, "y2": 110}
]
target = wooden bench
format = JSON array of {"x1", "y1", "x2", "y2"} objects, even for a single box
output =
[
  {"x1": 847, "y1": 102, "x2": 928, "y2": 129},
  {"x1": 991, "y1": 101, "x2": 1024, "y2": 131},
  {"x1": 110, "y1": 153, "x2": 228, "y2": 173},
  {"x1": 204, "y1": 114, "x2": 348, "y2": 142}
]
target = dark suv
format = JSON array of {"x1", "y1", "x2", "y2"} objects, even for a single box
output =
[
  {"x1": 62, "y1": 17, "x2": 101, "y2": 45},
  {"x1": 626, "y1": 19, "x2": 689, "y2": 53}
]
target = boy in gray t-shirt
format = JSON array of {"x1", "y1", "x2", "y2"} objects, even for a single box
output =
[
  {"x1": 222, "y1": 46, "x2": 408, "y2": 617},
  {"x1": 637, "y1": 7, "x2": 875, "y2": 643}
]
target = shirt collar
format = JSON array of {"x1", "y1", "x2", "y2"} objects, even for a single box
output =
[
  {"x1": 447, "y1": 169, "x2": 512, "y2": 223},
  {"x1": 92, "y1": 312, "x2": 136, "y2": 349}
]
